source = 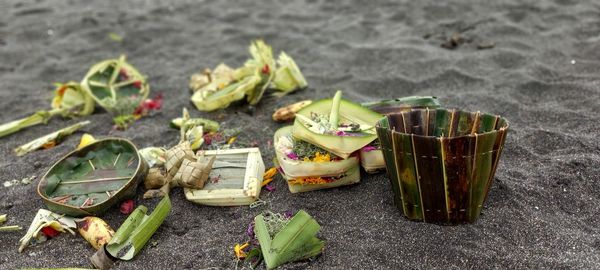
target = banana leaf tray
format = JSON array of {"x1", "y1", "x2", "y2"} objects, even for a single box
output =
[
  {"x1": 184, "y1": 148, "x2": 265, "y2": 206},
  {"x1": 37, "y1": 138, "x2": 148, "y2": 217},
  {"x1": 376, "y1": 108, "x2": 509, "y2": 224}
]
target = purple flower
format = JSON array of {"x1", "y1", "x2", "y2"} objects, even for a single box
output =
[
  {"x1": 362, "y1": 145, "x2": 377, "y2": 152},
  {"x1": 247, "y1": 222, "x2": 255, "y2": 238},
  {"x1": 286, "y1": 152, "x2": 299, "y2": 160},
  {"x1": 336, "y1": 130, "x2": 346, "y2": 136},
  {"x1": 283, "y1": 210, "x2": 294, "y2": 219},
  {"x1": 265, "y1": 184, "x2": 275, "y2": 192}
]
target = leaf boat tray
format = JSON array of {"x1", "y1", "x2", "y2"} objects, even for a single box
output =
[
  {"x1": 184, "y1": 148, "x2": 265, "y2": 206},
  {"x1": 38, "y1": 138, "x2": 148, "y2": 217}
]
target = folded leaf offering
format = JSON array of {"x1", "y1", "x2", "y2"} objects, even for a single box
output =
[
  {"x1": 37, "y1": 138, "x2": 148, "y2": 217},
  {"x1": 254, "y1": 210, "x2": 325, "y2": 270},
  {"x1": 80, "y1": 55, "x2": 150, "y2": 129},
  {"x1": 190, "y1": 40, "x2": 307, "y2": 111},
  {"x1": 292, "y1": 90, "x2": 383, "y2": 159},
  {"x1": 0, "y1": 82, "x2": 94, "y2": 139},
  {"x1": 14, "y1": 120, "x2": 91, "y2": 156},
  {"x1": 275, "y1": 126, "x2": 360, "y2": 193}
]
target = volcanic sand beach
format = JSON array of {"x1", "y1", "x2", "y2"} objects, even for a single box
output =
[{"x1": 1, "y1": 0, "x2": 600, "y2": 269}]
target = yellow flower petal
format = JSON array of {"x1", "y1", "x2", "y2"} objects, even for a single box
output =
[
  {"x1": 263, "y1": 167, "x2": 278, "y2": 180},
  {"x1": 234, "y1": 242, "x2": 250, "y2": 259},
  {"x1": 261, "y1": 178, "x2": 273, "y2": 187},
  {"x1": 77, "y1": 133, "x2": 96, "y2": 150}
]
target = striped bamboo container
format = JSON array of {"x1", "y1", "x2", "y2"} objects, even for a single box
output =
[{"x1": 376, "y1": 108, "x2": 509, "y2": 224}]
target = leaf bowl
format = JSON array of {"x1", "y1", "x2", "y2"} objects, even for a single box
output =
[
  {"x1": 37, "y1": 138, "x2": 148, "y2": 217},
  {"x1": 376, "y1": 108, "x2": 509, "y2": 224}
]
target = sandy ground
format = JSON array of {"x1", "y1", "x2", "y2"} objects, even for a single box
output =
[{"x1": 1, "y1": 0, "x2": 600, "y2": 269}]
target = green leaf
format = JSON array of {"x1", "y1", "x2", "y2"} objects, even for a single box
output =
[
  {"x1": 254, "y1": 210, "x2": 324, "y2": 270},
  {"x1": 106, "y1": 196, "x2": 171, "y2": 260}
]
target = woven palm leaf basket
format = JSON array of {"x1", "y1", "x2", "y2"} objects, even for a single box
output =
[{"x1": 376, "y1": 108, "x2": 509, "y2": 224}]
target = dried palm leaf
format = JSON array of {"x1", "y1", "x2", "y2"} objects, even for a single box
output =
[
  {"x1": 172, "y1": 155, "x2": 215, "y2": 189},
  {"x1": 18, "y1": 209, "x2": 77, "y2": 252},
  {"x1": 164, "y1": 141, "x2": 195, "y2": 176},
  {"x1": 0, "y1": 82, "x2": 94, "y2": 138},
  {"x1": 14, "y1": 120, "x2": 90, "y2": 156}
]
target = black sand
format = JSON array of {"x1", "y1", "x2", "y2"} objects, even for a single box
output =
[{"x1": 1, "y1": 0, "x2": 600, "y2": 269}]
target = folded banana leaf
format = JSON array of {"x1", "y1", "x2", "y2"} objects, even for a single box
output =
[
  {"x1": 361, "y1": 96, "x2": 441, "y2": 114},
  {"x1": 80, "y1": 55, "x2": 150, "y2": 128},
  {"x1": 254, "y1": 210, "x2": 324, "y2": 270},
  {"x1": 91, "y1": 196, "x2": 171, "y2": 269},
  {"x1": 272, "y1": 52, "x2": 308, "y2": 94},
  {"x1": 37, "y1": 138, "x2": 148, "y2": 217},
  {"x1": 292, "y1": 91, "x2": 383, "y2": 159},
  {"x1": 106, "y1": 196, "x2": 171, "y2": 260}
]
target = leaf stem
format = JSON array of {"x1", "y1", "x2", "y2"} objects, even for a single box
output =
[{"x1": 329, "y1": 90, "x2": 342, "y2": 130}]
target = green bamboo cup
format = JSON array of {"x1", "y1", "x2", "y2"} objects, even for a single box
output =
[{"x1": 376, "y1": 108, "x2": 509, "y2": 224}]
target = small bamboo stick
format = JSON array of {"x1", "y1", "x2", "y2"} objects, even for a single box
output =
[
  {"x1": 58, "y1": 176, "x2": 131, "y2": 185},
  {"x1": 0, "y1": 225, "x2": 21, "y2": 232},
  {"x1": 113, "y1": 153, "x2": 122, "y2": 167}
]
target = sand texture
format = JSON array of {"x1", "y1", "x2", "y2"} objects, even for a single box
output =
[{"x1": 1, "y1": 0, "x2": 599, "y2": 269}]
